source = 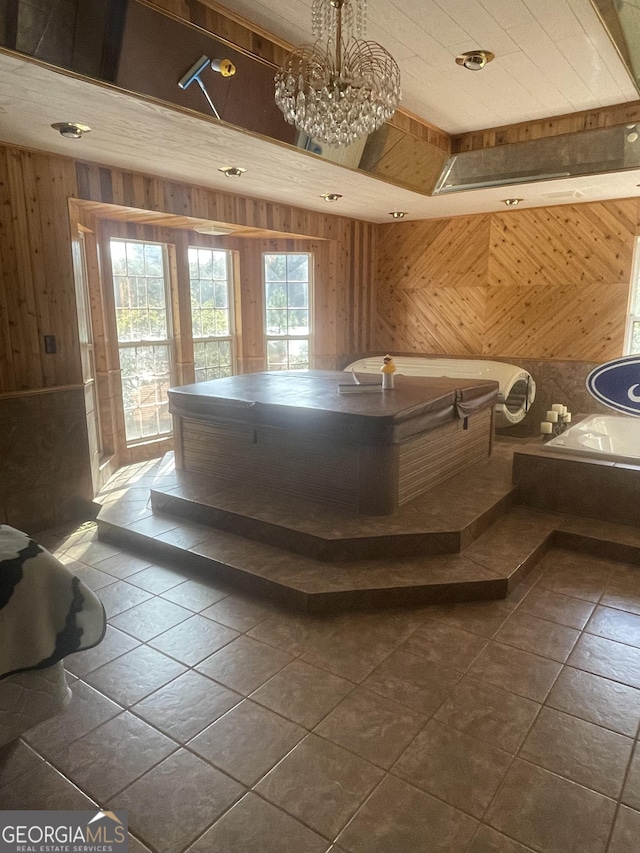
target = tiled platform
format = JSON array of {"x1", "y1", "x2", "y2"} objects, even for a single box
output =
[
  {"x1": 148, "y1": 448, "x2": 517, "y2": 561},
  {"x1": 3, "y1": 516, "x2": 640, "y2": 853},
  {"x1": 95, "y1": 448, "x2": 528, "y2": 611},
  {"x1": 95, "y1": 446, "x2": 640, "y2": 612},
  {"x1": 514, "y1": 444, "x2": 640, "y2": 529}
]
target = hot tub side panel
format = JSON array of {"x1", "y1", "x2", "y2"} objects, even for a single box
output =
[
  {"x1": 398, "y1": 407, "x2": 493, "y2": 505},
  {"x1": 174, "y1": 406, "x2": 493, "y2": 515}
]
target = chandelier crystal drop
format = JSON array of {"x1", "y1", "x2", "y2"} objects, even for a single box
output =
[{"x1": 275, "y1": 0, "x2": 401, "y2": 148}]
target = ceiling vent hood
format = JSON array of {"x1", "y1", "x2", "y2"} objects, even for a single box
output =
[{"x1": 433, "y1": 124, "x2": 640, "y2": 194}]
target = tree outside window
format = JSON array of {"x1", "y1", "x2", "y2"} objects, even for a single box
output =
[
  {"x1": 264, "y1": 253, "x2": 311, "y2": 370},
  {"x1": 188, "y1": 247, "x2": 235, "y2": 381},
  {"x1": 110, "y1": 239, "x2": 173, "y2": 444}
]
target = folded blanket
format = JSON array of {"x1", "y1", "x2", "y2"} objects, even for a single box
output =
[{"x1": 0, "y1": 525, "x2": 106, "y2": 680}]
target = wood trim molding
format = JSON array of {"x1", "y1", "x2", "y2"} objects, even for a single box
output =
[
  {"x1": 0, "y1": 384, "x2": 85, "y2": 400},
  {"x1": 452, "y1": 101, "x2": 640, "y2": 153}
]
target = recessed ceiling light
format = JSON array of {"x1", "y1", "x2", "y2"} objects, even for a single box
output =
[
  {"x1": 627, "y1": 131, "x2": 639, "y2": 142},
  {"x1": 321, "y1": 193, "x2": 342, "y2": 202},
  {"x1": 51, "y1": 122, "x2": 91, "y2": 139},
  {"x1": 218, "y1": 166, "x2": 246, "y2": 177},
  {"x1": 192, "y1": 224, "x2": 234, "y2": 235},
  {"x1": 503, "y1": 198, "x2": 523, "y2": 206},
  {"x1": 389, "y1": 211, "x2": 408, "y2": 218},
  {"x1": 455, "y1": 50, "x2": 495, "y2": 71}
]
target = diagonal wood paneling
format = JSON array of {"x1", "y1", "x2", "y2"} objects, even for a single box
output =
[
  {"x1": 360, "y1": 126, "x2": 449, "y2": 195},
  {"x1": 376, "y1": 216, "x2": 491, "y2": 291},
  {"x1": 373, "y1": 199, "x2": 638, "y2": 362},
  {"x1": 484, "y1": 283, "x2": 629, "y2": 360},
  {"x1": 375, "y1": 286, "x2": 486, "y2": 355},
  {"x1": 488, "y1": 201, "x2": 636, "y2": 287}
]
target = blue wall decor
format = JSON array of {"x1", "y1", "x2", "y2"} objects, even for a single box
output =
[{"x1": 587, "y1": 355, "x2": 640, "y2": 416}]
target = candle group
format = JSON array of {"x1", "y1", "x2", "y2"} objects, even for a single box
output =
[{"x1": 540, "y1": 403, "x2": 572, "y2": 437}]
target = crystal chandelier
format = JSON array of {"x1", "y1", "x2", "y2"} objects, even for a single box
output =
[{"x1": 275, "y1": 0, "x2": 401, "y2": 148}]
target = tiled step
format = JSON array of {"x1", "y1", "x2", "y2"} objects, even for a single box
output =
[
  {"x1": 96, "y1": 443, "x2": 640, "y2": 612},
  {"x1": 528, "y1": 510, "x2": 640, "y2": 566},
  {"x1": 148, "y1": 450, "x2": 517, "y2": 561},
  {"x1": 97, "y1": 505, "x2": 556, "y2": 613}
]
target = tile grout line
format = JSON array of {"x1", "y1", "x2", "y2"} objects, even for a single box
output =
[
  {"x1": 17, "y1": 489, "x2": 640, "y2": 849},
  {"x1": 603, "y1": 725, "x2": 640, "y2": 852}
]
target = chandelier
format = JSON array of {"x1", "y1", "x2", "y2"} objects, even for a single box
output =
[{"x1": 275, "y1": 0, "x2": 401, "y2": 148}]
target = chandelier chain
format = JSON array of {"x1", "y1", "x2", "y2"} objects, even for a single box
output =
[
  {"x1": 276, "y1": 0, "x2": 400, "y2": 148},
  {"x1": 312, "y1": 0, "x2": 366, "y2": 41}
]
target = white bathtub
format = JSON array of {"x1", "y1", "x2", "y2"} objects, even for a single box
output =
[
  {"x1": 344, "y1": 356, "x2": 536, "y2": 428},
  {"x1": 544, "y1": 415, "x2": 640, "y2": 465}
]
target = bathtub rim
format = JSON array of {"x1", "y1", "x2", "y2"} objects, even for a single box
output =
[{"x1": 543, "y1": 413, "x2": 640, "y2": 467}]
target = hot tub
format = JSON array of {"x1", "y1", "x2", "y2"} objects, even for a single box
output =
[
  {"x1": 168, "y1": 370, "x2": 498, "y2": 514},
  {"x1": 344, "y1": 357, "x2": 535, "y2": 428},
  {"x1": 543, "y1": 414, "x2": 640, "y2": 466}
]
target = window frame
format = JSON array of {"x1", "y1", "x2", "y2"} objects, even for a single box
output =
[
  {"x1": 187, "y1": 246, "x2": 236, "y2": 382},
  {"x1": 110, "y1": 237, "x2": 175, "y2": 446},
  {"x1": 624, "y1": 237, "x2": 640, "y2": 355},
  {"x1": 263, "y1": 251, "x2": 313, "y2": 371}
]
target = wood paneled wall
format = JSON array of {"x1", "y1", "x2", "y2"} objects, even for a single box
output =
[
  {"x1": 0, "y1": 144, "x2": 373, "y2": 395},
  {"x1": 2, "y1": 133, "x2": 638, "y2": 531},
  {"x1": 373, "y1": 200, "x2": 637, "y2": 361},
  {"x1": 73, "y1": 163, "x2": 373, "y2": 373},
  {"x1": 147, "y1": 0, "x2": 292, "y2": 60},
  {"x1": 0, "y1": 141, "x2": 372, "y2": 528},
  {"x1": 453, "y1": 101, "x2": 640, "y2": 153},
  {"x1": 0, "y1": 147, "x2": 81, "y2": 392}
]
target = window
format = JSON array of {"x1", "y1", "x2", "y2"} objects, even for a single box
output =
[
  {"x1": 188, "y1": 247, "x2": 235, "y2": 381},
  {"x1": 264, "y1": 252, "x2": 311, "y2": 370},
  {"x1": 110, "y1": 239, "x2": 173, "y2": 444},
  {"x1": 626, "y1": 239, "x2": 640, "y2": 354}
]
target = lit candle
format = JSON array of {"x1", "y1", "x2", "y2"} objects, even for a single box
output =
[
  {"x1": 564, "y1": 412, "x2": 572, "y2": 423},
  {"x1": 541, "y1": 421, "x2": 553, "y2": 434},
  {"x1": 551, "y1": 404, "x2": 564, "y2": 414},
  {"x1": 546, "y1": 410, "x2": 559, "y2": 423}
]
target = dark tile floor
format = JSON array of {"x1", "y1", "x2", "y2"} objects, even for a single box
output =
[{"x1": 2, "y1": 461, "x2": 640, "y2": 852}]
